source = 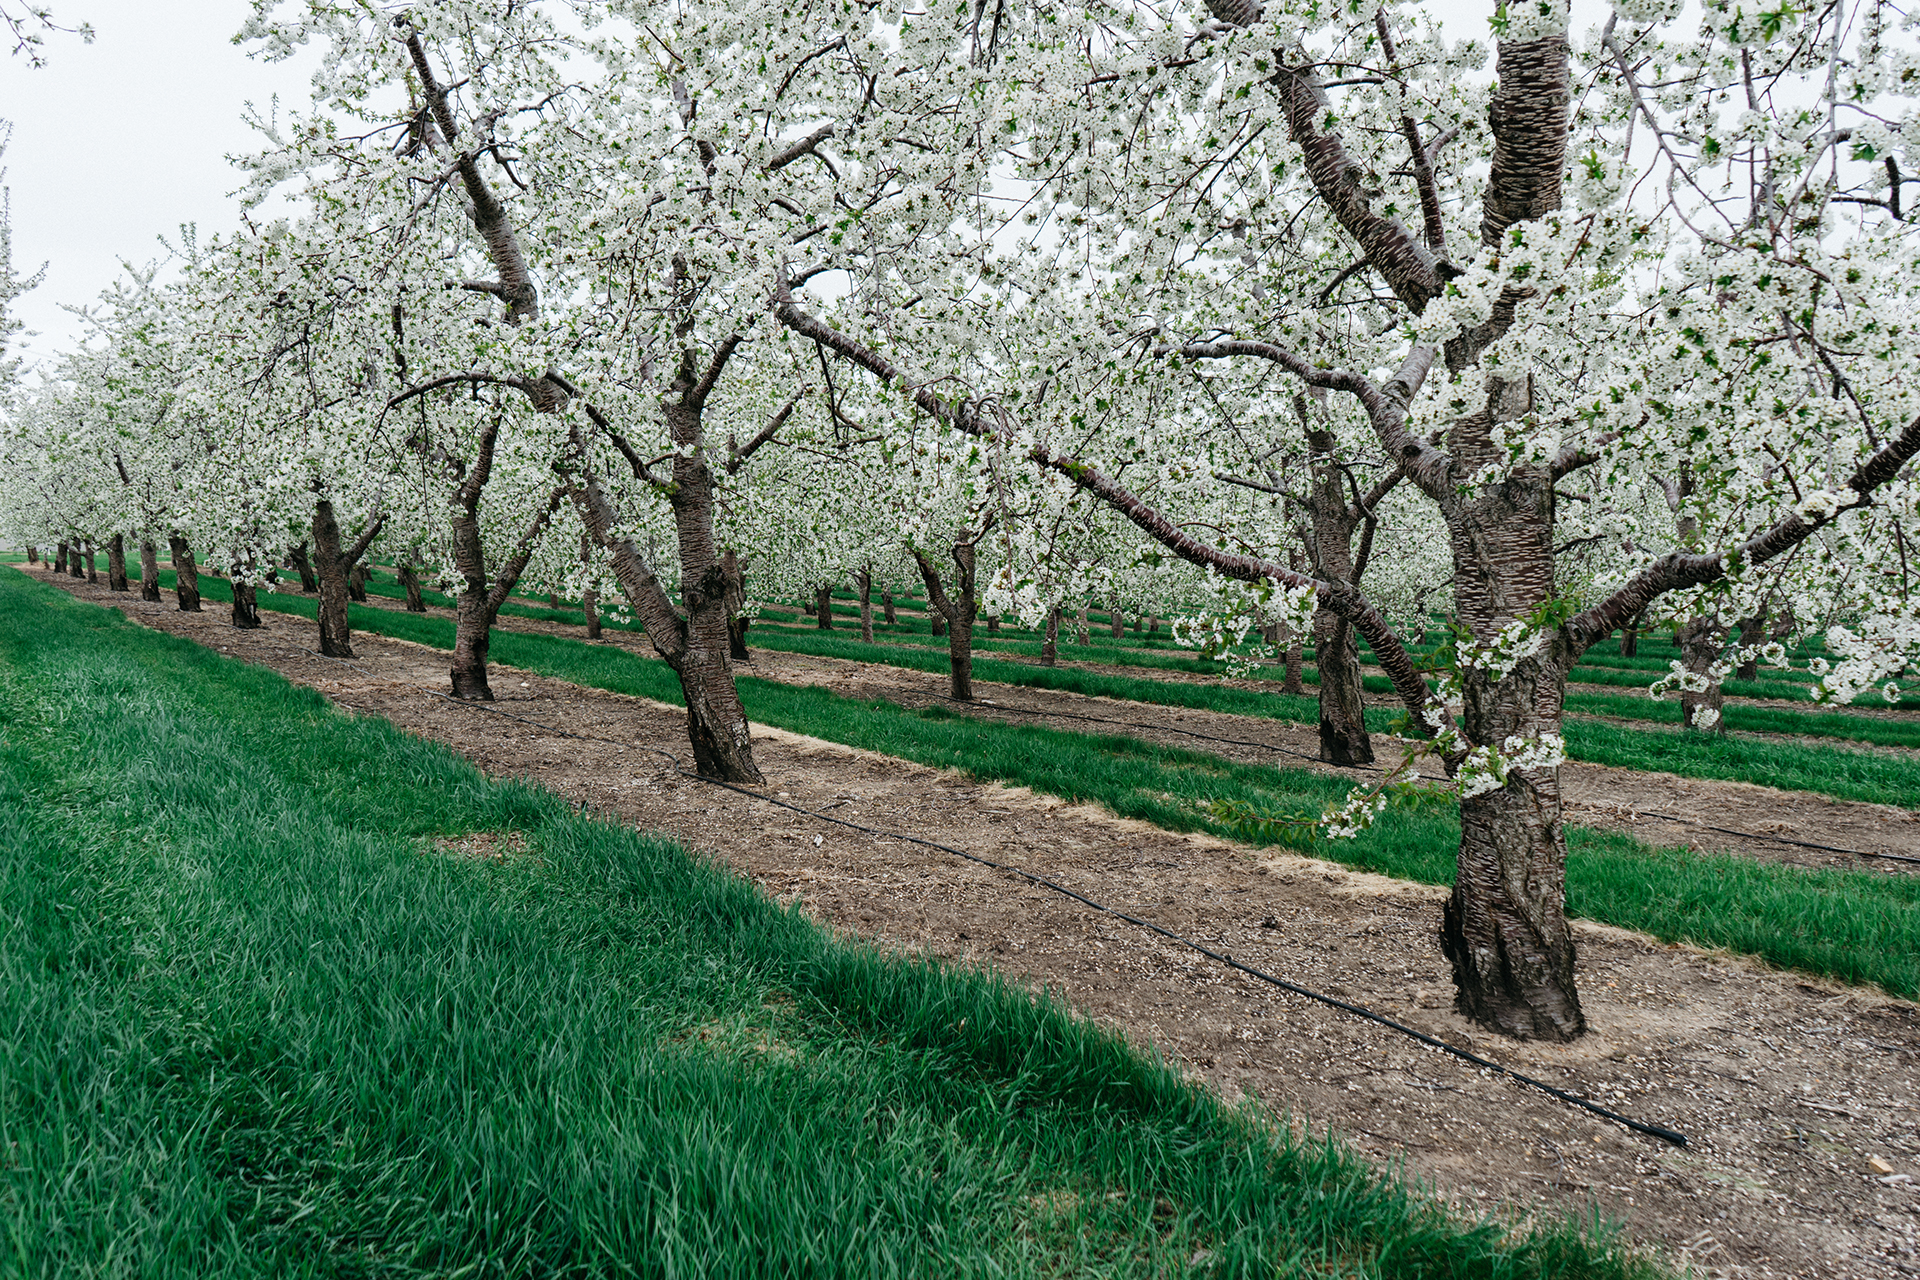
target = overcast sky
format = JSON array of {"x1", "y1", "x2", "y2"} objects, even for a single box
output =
[{"x1": 0, "y1": 1, "x2": 320, "y2": 370}]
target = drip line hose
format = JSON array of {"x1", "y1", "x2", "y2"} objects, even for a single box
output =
[
  {"x1": 302, "y1": 648, "x2": 1690, "y2": 1148},
  {"x1": 919, "y1": 691, "x2": 1914, "y2": 868}
]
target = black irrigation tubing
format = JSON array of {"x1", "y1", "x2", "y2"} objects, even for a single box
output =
[{"x1": 300, "y1": 647, "x2": 1689, "y2": 1148}]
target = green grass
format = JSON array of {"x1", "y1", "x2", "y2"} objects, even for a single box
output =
[
  {"x1": 100, "y1": 569, "x2": 1920, "y2": 1001},
  {"x1": 1, "y1": 566, "x2": 1680, "y2": 1278},
  {"x1": 138, "y1": 568, "x2": 1920, "y2": 810}
]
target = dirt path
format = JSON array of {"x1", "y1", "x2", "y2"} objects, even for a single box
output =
[
  {"x1": 27, "y1": 565, "x2": 1920, "y2": 1280},
  {"x1": 404, "y1": 595, "x2": 1920, "y2": 873}
]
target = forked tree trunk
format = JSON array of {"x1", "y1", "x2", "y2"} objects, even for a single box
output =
[
  {"x1": 914, "y1": 542, "x2": 980, "y2": 701},
  {"x1": 309, "y1": 502, "x2": 356, "y2": 657},
  {"x1": 231, "y1": 567, "x2": 262, "y2": 630},
  {"x1": 107, "y1": 535, "x2": 129, "y2": 592},
  {"x1": 724, "y1": 549, "x2": 750, "y2": 660},
  {"x1": 882, "y1": 590, "x2": 895, "y2": 625},
  {"x1": 567, "y1": 374, "x2": 764, "y2": 783},
  {"x1": 856, "y1": 568, "x2": 874, "y2": 643},
  {"x1": 289, "y1": 543, "x2": 319, "y2": 593},
  {"x1": 815, "y1": 583, "x2": 834, "y2": 629},
  {"x1": 167, "y1": 535, "x2": 201, "y2": 611},
  {"x1": 1676, "y1": 615, "x2": 1727, "y2": 733},
  {"x1": 1042, "y1": 607, "x2": 1060, "y2": 666},
  {"x1": 139, "y1": 541, "x2": 161, "y2": 602}
]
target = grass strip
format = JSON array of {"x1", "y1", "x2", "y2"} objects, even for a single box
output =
[
  {"x1": 96, "y1": 570, "x2": 1920, "y2": 1000},
  {"x1": 138, "y1": 569, "x2": 1920, "y2": 809},
  {"x1": 1, "y1": 566, "x2": 1675, "y2": 1278}
]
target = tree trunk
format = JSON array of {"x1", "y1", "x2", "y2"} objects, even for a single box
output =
[
  {"x1": 53, "y1": 542, "x2": 68, "y2": 574},
  {"x1": 1437, "y1": 442, "x2": 1586, "y2": 1042},
  {"x1": 914, "y1": 543, "x2": 979, "y2": 700},
  {"x1": 1110, "y1": 602, "x2": 1124, "y2": 639},
  {"x1": 140, "y1": 541, "x2": 161, "y2": 602},
  {"x1": 1677, "y1": 615, "x2": 1727, "y2": 733},
  {"x1": 230, "y1": 566, "x2": 262, "y2": 630},
  {"x1": 882, "y1": 590, "x2": 895, "y2": 625},
  {"x1": 447, "y1": 508, "x2": 498, "y2": 700},
  {"x1": 1619, "y1": 623, "x2": 1638, "y2": 657},
  {"x1": 724, "y1": 549, "x2": 750, "y2": 661},
  {"x1": 1284, "y1": 627, "x2": 1306, "y2": 696},
  {"x1": 168, "y1": 535, "x2": 201, "y2": 612},
  {"x1": 1304, "y1": 425, "x2": 1374, "y2": 766},
  {"x1": 581, "y1": 532, "x2": 603, "y2": 639},
  {"x1": 1314, "y1": 613, "x2": 1373, "y2": 765},
  {"x1": 1149, "y1": 615, "x2": 1160, "y2": 633},
  {"x1": 1734, "y1": 610, "x2": 1767, "y2": 681},
  {"x1": 568, "y1": 376, "x2": 764, "y2": 784},
  {"x1": 856, "y1": 568, "x2": 874, "y2": 643},
  {"x1": 1133, "y1": 613, "x2": 1142, "y2": 634},
  {"x1": 398, "y1": 557, "x2": 427, "y2": 612},
  {"x1": 348, "y1": 563, "x2": 369, "y2": 603},
  {"x1": 986, "y1": 614, "x2": 999, "y2": 632},
  {"x1": 931, "y1": 610, "x2": 946, "y2": 638},
  {"x1": 309, "y1": 502, "x2": 355, "y2": 656},
  {"x1": 24, "y1": 546, "x2": 36, "y2": 564},
  {"x1": 82, "y1": 543, "x2": 97, "y2": 584},
  {"x1": 289, "y1": 543, "x2": 319, "y2": 593},
  {"x1": 1075, "y1": 605, "x2": 1090, "y2": 646},
  {"x1": 815, "y1": 583, "x2": 835, "y2": 630},
  {"x1": 107, "y1": 534, "x2": 129, "y2": 592},
  {"x1": 1042, "y1": 608, "x2": 1060, "y2": 666}
]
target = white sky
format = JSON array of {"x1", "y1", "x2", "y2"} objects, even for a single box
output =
[{"x1": 0, "y1": 1, "x2": 320, "y2": 370}]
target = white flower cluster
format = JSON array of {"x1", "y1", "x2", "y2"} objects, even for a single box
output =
[{"x1": 1457, "y1": 733, "x2": 1569, "y2": 801}]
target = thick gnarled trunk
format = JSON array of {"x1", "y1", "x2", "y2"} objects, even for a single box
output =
[
  {"x1": 168, "y1": 535, "x2": 201, "y2": 612},
  {"x1": 1438, "y1": 458, "x2": 1586, "y2": 1042}
]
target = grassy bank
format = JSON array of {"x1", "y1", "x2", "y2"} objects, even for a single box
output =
[
  {"x1": 78, "y1": 568, "x2": 1920, "y2": 1001},
  {"x1": 3, "y1": 567, "x2": 1679, "y2": 1277}
]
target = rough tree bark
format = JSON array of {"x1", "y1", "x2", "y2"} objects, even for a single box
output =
[
  {"x1": 1110, "y1": 602, "x2": 1124, "y2": 639},
  {"x1": 24, "y1": 546, "x2": 36, "y2": 564},
  {"x1": 348, "y1": 563, "x2": 369, "y2": 603},
  {"x1": 106, "y1": 535, "x2": 129, "y2": 593},
  {"x1": 167, "y1": 535, "x2": 201, "y2": 611},
  {"x1": 815, "y1": 583, "x2": 835, "y2": 629},
  {"x1": 53, "y1": 542, "x2": 67, "y2": 574},
  {"x1": 913, "y1": 541, "x2": 982, "y2": 700},
  {"x1": 139, "y1": 541, "x2": 160, "y2": 602},
  {"x1": 856, "y1": 567, "x2": 874, "y2": 643},
  {"x1": 1042, "y1": 607, "x2": 1060, "y2": 666},
  {"x1": 882, "y1": 590, "x2": 896, "y2": 625},
  {"x1": 446, "y1": 453, "x2": 564, "y2": 700}
]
